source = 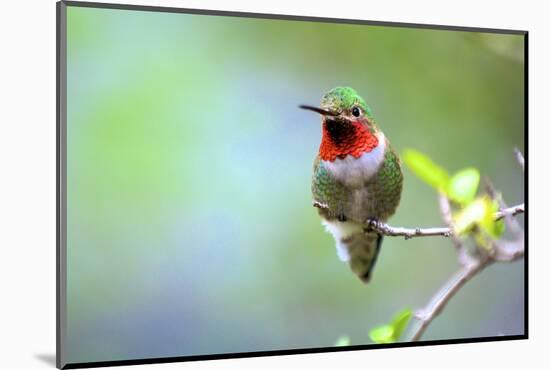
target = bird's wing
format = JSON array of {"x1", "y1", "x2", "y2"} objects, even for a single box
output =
[{"x1": 312, "y1": 156, "x2": 348, "y2": 220}]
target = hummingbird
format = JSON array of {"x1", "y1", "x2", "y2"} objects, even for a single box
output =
[{"x1": 300, "y1": 86, "x2": 403, "y2": 283}]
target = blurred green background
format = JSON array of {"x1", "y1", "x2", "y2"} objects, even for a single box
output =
[{"x1": 65, "y1": 5, "x2": 525, "y2": 364}]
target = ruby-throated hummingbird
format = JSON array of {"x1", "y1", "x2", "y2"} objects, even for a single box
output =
[{"x1": 300, "y1": 87, "x2": 403, "y2": 283}]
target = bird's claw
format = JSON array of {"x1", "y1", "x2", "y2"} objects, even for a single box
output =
[
  {"x1": 312, "y1": 201, "x2": 329, "y2": 210},
  {"x1": 365, "y1": 218, "x2": 379, "y2": 232}
]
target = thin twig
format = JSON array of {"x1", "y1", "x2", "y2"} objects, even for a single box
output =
[
  {"x1": 404, "y1": 149, "x2": 525, "y2": 342},
  {"x1": 514, "y1": 148, "x2": 524, "y2": 172},
  {"x1": 408, "y1": 176, "x2": 524, "y2": 340},
  {"x1": 367, "y1": 204, "x2": 523, "y2": 239},
  {"x1": 367, "y1": 221, "x2": 451, "y2": 238},
  {"x1": 437, "y1": 193, "x2": 472, "y2": 266},
  {"x1": 494, "y1": 203, "x2": 525, "y2": 221},
  {"x1": 493, "y1": 238, "x2": 524, "y2": 262},
  {"x1": 437, "y1": 193, "x2": 461, "y2": 248},
  {"x1": 489, "y1": 151, "x2": 525, "y2": 262},
  {"x1": 409, "y1": 229, "x2": 524, "y2": 341},
  {"x1": 410, "y1": 258, "x2": 490, "y2": 341},
  {"x1": 485, "y1": 178, "x2": 523, "y2": 236}
]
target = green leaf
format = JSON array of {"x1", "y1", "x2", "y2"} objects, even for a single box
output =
[
  {"x1": 403, "y1": 149, "x2": 450, "y2": 191},
  {"x1": 491, "y1": 219, "x2": 506, "y2": 238},
  {"x1": 369, "y1": 325, "x2": 394, "y2": 344},
  {"x1": 480, "y1": 200, "x2": 506, "y2": 239},
  {"x1": 453, "y1": 197, "x2": 489, "y2": 235},
  {"x1": 390, "y1": 308, "x2": 413, "y2": 340},
  {"x1": 334, "y1": 336, "x2": 350, "y2": 347},
  {"x1": 448, "y1": 168, "x2": 480, "y2": 205},
  {"x1": 369, "y1": 308, "x2": 413, "y2": 344},
  {"x1": 453, "y1": 197, "x2": 506, "y2": 239}
]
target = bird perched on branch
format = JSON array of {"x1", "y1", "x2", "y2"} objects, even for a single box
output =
[{"x1": 300, "y1": 87, "x2": 403, "y2": 283}]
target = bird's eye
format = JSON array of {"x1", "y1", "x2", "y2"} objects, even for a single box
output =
[{"x1": 352, "y1": 106, "x2": 361, "y2": 117}]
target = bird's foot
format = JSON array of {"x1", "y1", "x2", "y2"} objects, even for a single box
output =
[
  {"x1": 312, "y1": 201, "x2": 329, "y2": 210},
  {"x1": 365, "y1": 218, "x2": 380, "y2": 232},
  {"x1": 312, "y1": 201, "x2": 347, "y2": 222}
]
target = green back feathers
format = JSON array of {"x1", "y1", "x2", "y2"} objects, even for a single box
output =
[{"x1": 320, "y1": 87, "x2": 374, "y2": 119}]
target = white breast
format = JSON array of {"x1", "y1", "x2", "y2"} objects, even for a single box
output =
[{"x1": 322, "y1": 132, "x2": 386, "y2": 187}]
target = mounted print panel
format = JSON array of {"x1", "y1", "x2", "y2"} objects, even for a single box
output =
[{"x1": 57, "y1": 1, "x2": 527, "y2": 368}]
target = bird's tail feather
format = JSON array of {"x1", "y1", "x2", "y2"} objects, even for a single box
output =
[{"x1": 345, "y1": 231, "x2": 383, "y2": 283}]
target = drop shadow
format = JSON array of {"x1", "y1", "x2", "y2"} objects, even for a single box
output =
[{"x1": 34, "y1": 353, "x2": 56, "y2": 367}]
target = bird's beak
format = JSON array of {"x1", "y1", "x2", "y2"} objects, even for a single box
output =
[{"x1": 299, "y1": 105, "x2": 339, "y2": 118}]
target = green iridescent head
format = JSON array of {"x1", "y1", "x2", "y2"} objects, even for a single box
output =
[{"x1": 320, "y1": 87, "x2": 374, "y2": 120}]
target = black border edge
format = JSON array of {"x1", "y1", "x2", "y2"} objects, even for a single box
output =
[
  {"x1": 62, "y1": 335, "x2": 527, "y2": 369},
  {"x1": 57, "y1": 1, "x2": 68, "y2": 369},
  {"x1": 63, "y1": 0, "x2": 527, "y2": 35},
  {"x1": 57, "y1": 1, "x2": 529, "y2": 369},
  {"x1": 523, "y1": 32, "x2": 529, "y2": 338}
]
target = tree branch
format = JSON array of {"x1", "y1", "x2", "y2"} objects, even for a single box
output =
[
  {"x1": 494, "y1": 203, "x2": 525, "y2": 221},
  {"x1": 437, "y1": 194, "x2": 473, "y2": 266},
  {"x1": 367, "y1": 221, "x2": 452, "y2": 238},
  {"x1": 493, "y1": 238, "x2": 524, "y2": 262},
  {"x1": 406, "y1": 149, "x2": 525, "y2": 342},
  {"x1": 366, "y1": 203, "x2": 524, "y2": 239},
  {"x1": 410, "y1": 258, "x2": 490, "y2": 341}
]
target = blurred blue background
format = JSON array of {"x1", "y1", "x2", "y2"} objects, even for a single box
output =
[{"x1": 65, "y1": 5, "x2": 525, "y2": 364}]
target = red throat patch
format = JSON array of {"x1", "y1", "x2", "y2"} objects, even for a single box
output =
[{"x1": 319, "y1": 120, "x2": 379, "y2": 161}]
